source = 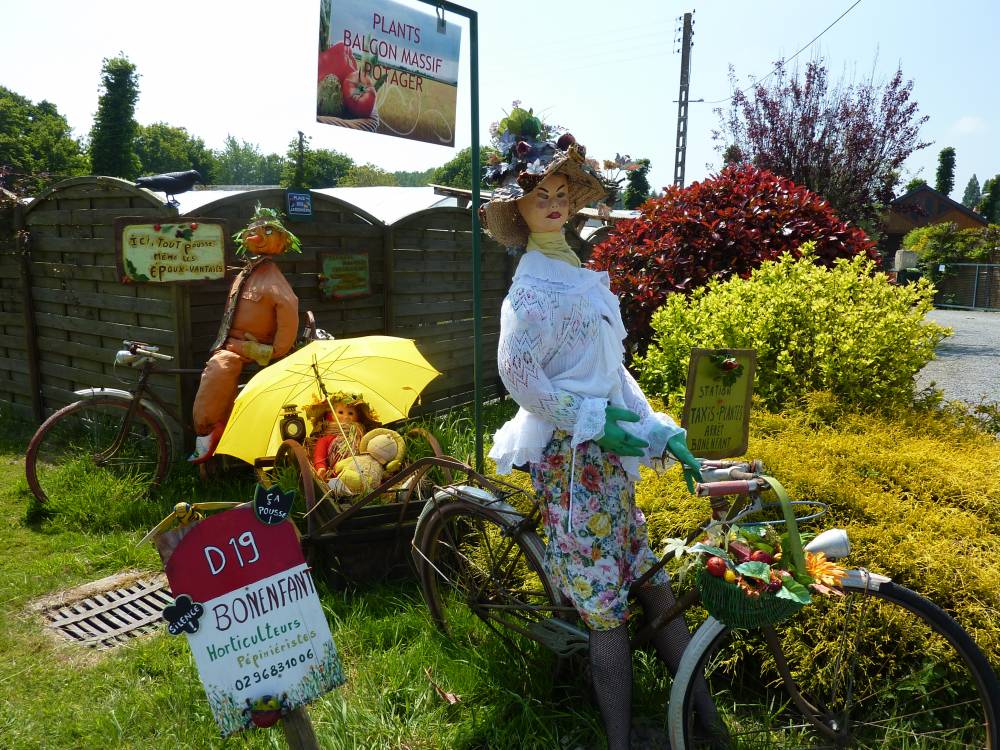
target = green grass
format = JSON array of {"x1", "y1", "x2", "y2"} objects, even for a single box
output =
[
  {"x1": 0, "y1": 403, "x2": 675, "y2": 750},
  {"x1": 3, "y1": 396, "x2": 998, "y2": 749}
]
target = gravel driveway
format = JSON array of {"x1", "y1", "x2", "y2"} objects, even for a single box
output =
[{"x1": 916, "y1": 309, "x2": 999, "y2": 405}]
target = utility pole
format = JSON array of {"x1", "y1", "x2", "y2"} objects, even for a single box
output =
[{"x1": 673, "y1": 11, "x2": 693, "y2": 188}]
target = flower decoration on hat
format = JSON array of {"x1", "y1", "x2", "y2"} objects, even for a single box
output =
[{"x1": 480, "y1": 103, "x2": 611, "y2": 250}]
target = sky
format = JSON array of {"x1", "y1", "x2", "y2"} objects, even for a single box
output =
[{"x1": 3, "y1": 0, "x2": 997, "y2": 203}]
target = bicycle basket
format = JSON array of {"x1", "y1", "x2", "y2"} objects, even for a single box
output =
[
  {"x1": 696, "y1": 566, "x2": 805, "y2": 629},
  {"x1": 695, "y1": 476, "x2": 810, "y2": 630}
]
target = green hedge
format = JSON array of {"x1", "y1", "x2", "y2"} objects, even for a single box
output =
[{"x1": 634, "y1": 249, "x2": 949, "y2": 410}]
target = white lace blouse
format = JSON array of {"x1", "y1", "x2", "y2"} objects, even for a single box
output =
[{"x1": 489, "y1": 251, "x2": 683, "y2": 481}]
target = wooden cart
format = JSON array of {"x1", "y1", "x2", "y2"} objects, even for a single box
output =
[{"x1": 254, "y1": 429, "x2": 469, "y2": 588}]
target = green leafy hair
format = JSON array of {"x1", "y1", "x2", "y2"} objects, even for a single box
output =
[{"x1": 233, "y1": 203, "x2": 302, "y2": 256}]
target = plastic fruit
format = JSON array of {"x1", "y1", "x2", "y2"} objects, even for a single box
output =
[
  {"x1": 706, "y1": 556, "x2": 727, "y2": 577},
  {"x1": 750, "y1": 550, "x2": 775, "y2": 564},
  {"x1": 724, "y1": 569, "x2": 738, "y2": 584}
]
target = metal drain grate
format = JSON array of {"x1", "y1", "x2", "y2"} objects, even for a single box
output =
[{"x1": 34, "y1": 572, "x2": 173, "y2": 650}]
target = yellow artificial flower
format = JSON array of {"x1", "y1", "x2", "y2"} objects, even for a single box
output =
[
  {"x1": 805, "y1": 551, "x2": 847, "y2": 587},
  {"x1": 572, "y1": 576, "x2": 594, "y2": 599},
  {"x1": 587, "y1": 512, "x2": 612, "y2": 538}
]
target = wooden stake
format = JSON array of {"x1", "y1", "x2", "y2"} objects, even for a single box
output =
[{"x1": 281, "y1": 706, "x2": 320, "y2": 750}]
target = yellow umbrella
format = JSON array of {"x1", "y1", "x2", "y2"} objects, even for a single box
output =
[{"x1": 215, "y1": 336, "x2": 441, "y2": 464}]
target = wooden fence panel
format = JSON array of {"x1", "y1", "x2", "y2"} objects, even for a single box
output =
[
  {"x1": 1, "y1": 180, "x2": 520, "y2": 436},
  {"x1": 21, "y1": 178, "x2": 178, "y2": 417}
]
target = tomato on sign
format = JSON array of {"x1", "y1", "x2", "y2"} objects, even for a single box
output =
[{"x1": 162, "y1": 506, "x2": 344, "y2": 736}]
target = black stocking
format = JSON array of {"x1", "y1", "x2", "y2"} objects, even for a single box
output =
[
  {"x1": 589, "y1": 624, "x2": 632, "y2": 750},
  {"x1": 637, "y1": 582, "x2": 724, "y2": 738}
]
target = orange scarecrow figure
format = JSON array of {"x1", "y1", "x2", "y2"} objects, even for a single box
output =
[{"x1": 189, "y1": 206, "x2": 301, "y2": 463}]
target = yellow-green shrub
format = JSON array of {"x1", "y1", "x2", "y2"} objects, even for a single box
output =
[
  {"x1": 634, "y1": 249, "x2": 949, "y2": 410},
  {"x1": 635, "y1": 395, "x2": 1000, "y2": 665}
]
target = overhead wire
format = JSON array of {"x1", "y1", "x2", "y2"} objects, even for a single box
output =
[{"x1": 701, "y1": 0, "x2": 864, "y2": 105}]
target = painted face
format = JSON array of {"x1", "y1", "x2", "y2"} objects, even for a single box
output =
[
  {"x1": 243, "y1": 223, "x2": 291, "y2": 256},
  {"x1": 516, "y1": 173, "x2": 571, "y2": 234},
  {"x1": 332, "y1": 402, "x2": 360, "y2": 423}
]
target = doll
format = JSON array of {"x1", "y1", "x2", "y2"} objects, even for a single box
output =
[
  {"x1": 189, "y1": 206, "x2": 300, "y2": 463},
  {"x1": 327, "y1": 428, "x2": 406, "y2": 497},
  {"x1": 481, "y1": 106, "x2": 720, "y2": 748},
  {"x1": 307, "y1": 396, "x2": 377, "y2": 482}
]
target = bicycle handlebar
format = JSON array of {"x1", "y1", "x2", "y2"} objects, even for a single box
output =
[
  {"x1": 116, "y1": 340, "x2": 174, "y2": 367},
  {"x1": 695, "y1": 477, "x2": 770, "y2": 497}
]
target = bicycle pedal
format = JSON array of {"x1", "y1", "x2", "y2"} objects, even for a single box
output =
[{"x1": 527, "y1": 618, "x2": 589, "y2": 656}]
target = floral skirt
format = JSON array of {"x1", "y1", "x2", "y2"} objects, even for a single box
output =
[{"x1": 529, "y1": 430, "x2": 667, "y2": 631}]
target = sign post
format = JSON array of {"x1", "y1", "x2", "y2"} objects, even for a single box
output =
[
  {"x1": 156, "y1": 493, "x2": 343, "y2": 744},
  {"x1": 681, "y1": 348, "x2": 756, "y2": 459}
]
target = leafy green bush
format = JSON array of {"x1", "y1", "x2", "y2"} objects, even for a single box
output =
[
  {"x1": 902, "y1": 222, "x2": 1000, "y2": 284},
  {"x1": 634, "y1": 248, "x2": 949, "y2": 410}
]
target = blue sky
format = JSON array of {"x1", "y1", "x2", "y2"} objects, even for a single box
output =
[{"x1": 3, "y1": 0, "x2": 996, "y2": 206}]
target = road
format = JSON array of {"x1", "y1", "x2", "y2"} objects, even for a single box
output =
[{"x1": 916, "y1": 309, "x2": 999, "y2": 405}]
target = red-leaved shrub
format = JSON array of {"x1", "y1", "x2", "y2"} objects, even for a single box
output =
[{"x1": 588, "y1": 165, "x2": 877, "y2": 350}]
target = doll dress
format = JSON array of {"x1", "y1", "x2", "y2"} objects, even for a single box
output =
[{"x1": 490, "y1": 251, "x2": 686, "y2": 630}]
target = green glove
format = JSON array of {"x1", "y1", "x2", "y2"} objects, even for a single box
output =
[
  {"x1": 666, "y1": 433, "x2": 704, "y2": 494},
  {"x1": 596, "y1": 407, "x2": 649, "y2": 457}
]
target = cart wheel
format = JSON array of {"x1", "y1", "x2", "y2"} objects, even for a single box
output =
[{"x1": 271, "y1": 440, "x2": 332, "y2": 579}]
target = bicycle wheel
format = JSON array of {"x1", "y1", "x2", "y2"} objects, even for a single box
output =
[
  {"x1": 671, "y1": 576, "x2": 1000, "y2": 749},
  {"x1": 25, "y1": 397, "x2": 170, "y2": 504},
  {"x1": 415, "y1": 496, "x2": 577, "y2": 655}
]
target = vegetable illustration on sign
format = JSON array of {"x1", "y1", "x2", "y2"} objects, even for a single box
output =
[{"x1": 316, "y1": 0, "x2": 462, "y2": 145}]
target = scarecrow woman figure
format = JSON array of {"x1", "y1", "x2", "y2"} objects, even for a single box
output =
[
  {"x1": 483, "y1": 107, "x2": 719, "y2": 748},
  {"x1": 190, "y1": 206, "x2": 301, "y2": 463}
]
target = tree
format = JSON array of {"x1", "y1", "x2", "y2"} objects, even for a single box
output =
[
  {"x1": 962, "y1": 174, "x2": 981, "y2": 209},
  {"x1": 430, "y1": 146, "x2": 498, "y2": 189},
  {"x1": 135, "y1": 122, "x2": 216, "y2": 182},
  {"x1": 976, "y1": 176, "x2": 1000, "y2": 223},
  {"x1": 903, "y1": 177, "x2": 927, "y2": 194},
  {"x1": 934, "y1": 147, "x2": 956, "y2": 197},
  {"x1": 89, "y1": 55, "x2": 141, "y2": 179},
  {"x1": 338, "y1": 163, "x2": 398, "y2": 187},
  {"x1": 394, "y1": 167, "x2": 435, "y2": 186},
  {"x1": 622, "y1": 158, "x2": 651, "y2": 209},
  {"x1": 715, "y1": 59, "x2": 929, "y2": 227},
  {"x1": 0, "y1": 86, "x2": 88, "y2": 193},
  {"x1": 215, "y1": 136, "x2": 284, "y2": 185},
  {"x1": 588, "y1": 164, "x2": 877, "y2": 351},
  {"x1": 278, "y1": 134, "x2": 352, "y2": 188}
]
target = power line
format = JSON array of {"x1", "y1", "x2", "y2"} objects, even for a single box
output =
[{"x1": 702, "y1": 0, "x2": 864, "y2": 106}]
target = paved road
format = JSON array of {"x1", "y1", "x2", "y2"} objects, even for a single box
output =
[{"x1": 916, "y1": 309, "x2": 999, "y2": 405}]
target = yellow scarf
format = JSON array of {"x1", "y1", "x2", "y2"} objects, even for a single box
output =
[{"x1": 526, "y1": 231, "x2": 580, "y2": 268}]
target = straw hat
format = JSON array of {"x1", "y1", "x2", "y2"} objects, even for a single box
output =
[{"x1": 480, "y1": 107, "x2": 608, "y2": 250}]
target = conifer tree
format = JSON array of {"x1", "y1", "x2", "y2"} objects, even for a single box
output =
[{"x1": 89, "y1": 55, "x2": 140, "y2": 179}]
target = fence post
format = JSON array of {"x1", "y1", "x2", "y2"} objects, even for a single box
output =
[
  {"x1": 972, "y1": 264, "x2": 980, "y2": 309},
  {"x1": 14, "y1": 206, "x2": 43, "y2": 423}
]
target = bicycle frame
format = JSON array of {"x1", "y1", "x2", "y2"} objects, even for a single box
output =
[{"x1": 90, "y1": 360, "x2": 202, "y2": 464}]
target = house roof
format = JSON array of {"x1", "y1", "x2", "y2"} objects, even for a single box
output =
[{"x1": 890, "y1": 184, "x2": 987, "y2": 227}]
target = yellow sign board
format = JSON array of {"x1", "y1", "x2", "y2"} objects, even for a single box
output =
[
  {"x1": 115, "y1": 218, "x2": 227, "y2": 283},
  {"x1": 681, "y1": 348, "x2": 756, "y2": 459}
]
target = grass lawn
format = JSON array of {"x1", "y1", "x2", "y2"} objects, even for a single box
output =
[
  {"x1": 2, "y1": 395, "x2": 998, "y2": 749},
  {"x1": 0, "y1": 406, "x2": 676, "y2": 750}
]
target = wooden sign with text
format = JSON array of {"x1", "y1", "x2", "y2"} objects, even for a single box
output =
[
  {"x1": 681, "y1": 348, "x2": 756, "y2": 459},
  {"x1": 115, "y1": 217, "x2": 228, "y2": 283},
  {"x1": 161, "y1": 506, "x2": 344, "y2": 736},
  {"x1": 319, "y1": 253, "x2": 370, "y2": 299}
]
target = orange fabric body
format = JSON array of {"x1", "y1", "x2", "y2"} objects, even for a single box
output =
[{"x1": 192, "y1": 260, "x2": 299, "y2": 437}]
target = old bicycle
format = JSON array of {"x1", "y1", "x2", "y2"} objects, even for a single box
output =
[
  {"x1": 24, "y1": 313, "x2": 326, "y2": 504},
  {"x1": 410, "y1": 459, "x2": 1000, "y2": 749}
]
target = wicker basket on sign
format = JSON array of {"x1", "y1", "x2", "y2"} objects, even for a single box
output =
[
  {"x1": 696, "y1": 477, "x2": 809, "y2": 630},
  {"x1": 316, "y1": 112, "x2": 379, "y2": 132}
]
